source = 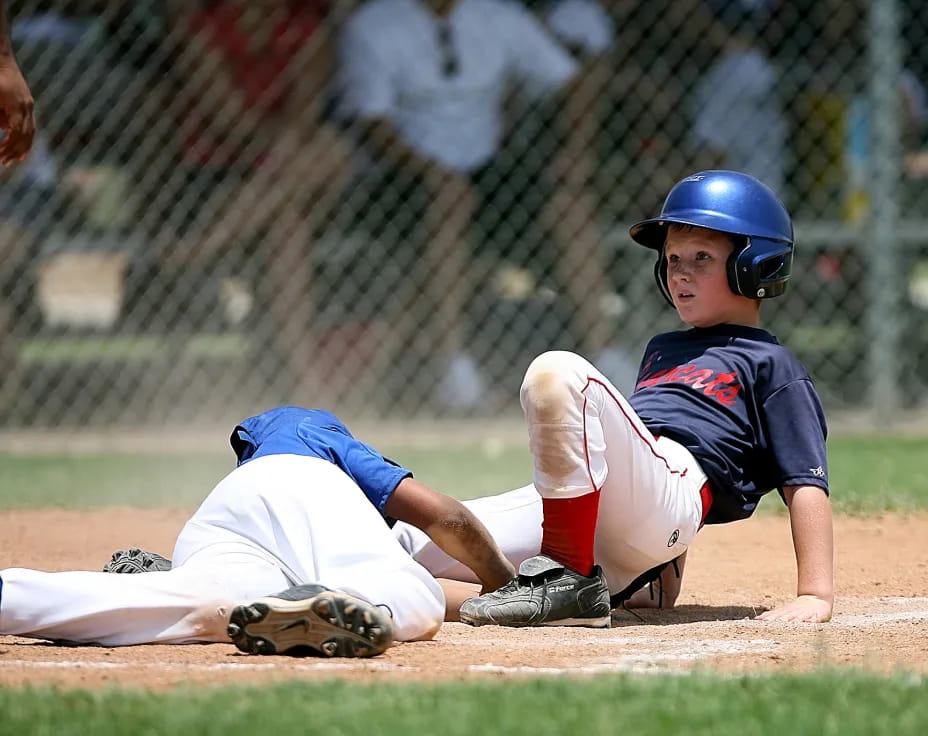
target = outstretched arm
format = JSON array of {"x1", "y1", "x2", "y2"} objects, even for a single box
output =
[
  {"x1": 756, "y1": 485, "x2": 834, "y2": 622},
  {"x1": 385, "y1": 478, "x2": 516, "y2": 594},
  {"x1": 0, "y1": 0, "x2": 35, "y2": 164}
]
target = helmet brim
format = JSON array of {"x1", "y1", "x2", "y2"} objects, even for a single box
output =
[
  {"x1": 629, "y1": 218, "x2": 672, "y2": 250},
  {"x1": 630, "y1": 212, "x2": 792, "y2": 251}
]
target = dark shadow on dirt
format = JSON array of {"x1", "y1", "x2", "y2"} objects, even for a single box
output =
[{"x1": 611, "y1": 604, "x2": 764, "y2": 626}]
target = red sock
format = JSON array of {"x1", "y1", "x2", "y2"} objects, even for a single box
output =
[{"x1": 539, "y1": 491, "x2": 601, "y2": 576}]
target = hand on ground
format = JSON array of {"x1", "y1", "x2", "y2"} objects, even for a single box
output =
[{"x1": 755, "y1": 594, "x2": 832, "y2": 623}]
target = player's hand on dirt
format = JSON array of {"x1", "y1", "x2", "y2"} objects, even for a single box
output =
[
  {"x1": 0, "y1": 60, "x2": 36, "y2": 165},
  {"x1": 755, "y1": 594, "x2": 832, "y2": 623}
]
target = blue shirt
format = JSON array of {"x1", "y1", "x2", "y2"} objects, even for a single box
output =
[
  {"x1": 230, "y1": 407, "x2": 412, "y2": 516},
  {"x1": 630, "y1": 324, "x2": 829, "y2": 524}
]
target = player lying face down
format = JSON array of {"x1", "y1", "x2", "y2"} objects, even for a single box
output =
[{"x1": 2, "y1": 407, "x2": 516, "y2": 657}]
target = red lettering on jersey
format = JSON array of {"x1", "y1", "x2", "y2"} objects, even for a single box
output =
[
  {"x1": 702, "y1": 372, "x2": 737, "y2": 393},
  {"x1": 636, "y1": 368, "x2": 671, "y2": 389},
  {"x1": 713, "y1": 385, "x2": 741, "y2": 405},
  {"x1": 637, "y1": 366, "x2": 742, "y2": 405},
  {"x1": 688, "y1": 369, "x2": 714, "y2": 388}
]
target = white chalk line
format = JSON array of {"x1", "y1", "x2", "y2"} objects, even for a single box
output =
[
  {"x1": 2, "y1": 599, "x2": 925, "y2": 678},
  {"x1": 449, "y1": 601, "x2": 928, "y2": 646},
  {"x1": 832, "y1": 610, "x2": 928, "y2": 626},
  {"x1": 0, "y1": 639, "x2": 781, "y2": 678},
  {"x1": 0, "y1": 659, "x2": 403, "y2": 673},
  {"x1": 458, "y1": 602, "x2": 928, "y2": 676},
  {"x1": 468, "y1": 639, "x2": 782, "y2": 677}
]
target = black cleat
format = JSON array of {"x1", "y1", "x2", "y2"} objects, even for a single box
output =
[
  {"x1": 227, "y1": 584, "x2": 394, "y2": 657},
  {"x1": 459, "y1": 555, "x2": 611, "y2": 628}
]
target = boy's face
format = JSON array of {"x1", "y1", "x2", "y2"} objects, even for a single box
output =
[{"x1": 664, "y1": 226, "x2": 761, "y2": 328}]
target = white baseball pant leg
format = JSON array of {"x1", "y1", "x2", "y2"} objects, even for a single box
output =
[
  {"x1": 520, "y1": 350, "x2": 709, "y2": 593},
  {"x1": 0, "y1": 455, "x2": 444, "y2": 645}
]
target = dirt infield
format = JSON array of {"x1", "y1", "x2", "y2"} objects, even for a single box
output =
[{"x1": 1, "y1": 509, "x2": 927, "y2": 689}]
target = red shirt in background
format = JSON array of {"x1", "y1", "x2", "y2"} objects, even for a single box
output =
[{"x1": 184, "y1": 1, "x2": 328, "y2": 166}]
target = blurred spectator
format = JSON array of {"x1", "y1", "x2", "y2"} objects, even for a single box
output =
[
  {"x1": 541, "y1": 0, "x2": 614, "y2": 58},
  {"x1": 6, "y1": 2, "x2": 168, "y2": 240},
  {"x1": 690, "y1": 1, "x2": 787, "y2": 196},
  {"x1": 1, "y1": 2, "x2": 127, "y2": 414},
  {"x1": 531, "y1": 0, "x2": 638, "y2": 392},
  {"x1": 340, "y1": 0, "x2": 619, "y2": 408},
  {"x1": 162, "y1": 0, "x2": 352, "y2": 400},
  {"x1": 891, "y1": 68, "x2": 928, "y2": 191},
  {"x1": 587, "y1": 0, "x2": 716, "y2": 221},
  {"x1": 0, "y1": 134, "x2": 57, "y2": 414},
  {"x1": 783, "y1": 0, "x2": 863, "y2": 218}
]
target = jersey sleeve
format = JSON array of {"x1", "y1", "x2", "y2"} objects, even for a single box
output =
[
  {"x1": 545, "y1": 0, "x2": 615, "y2": 57},
  {"x1": 761, "y1": 378, "x2": 829, "y2": 493},
  {"x1": 503, "y1": 3, "x2": 577, "y2": 97},
  {"x1": 296, "y1": 423, "x2": 412, "y2": 513},
  {"x1": 337, "y1": 11, "x2": 396, "y2": 119}
]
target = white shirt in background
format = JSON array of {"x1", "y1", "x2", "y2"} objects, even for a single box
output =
[
  {"x1": 543, "y1": 0, "x2": 614, "y2": 57},
  {"x1": 692, "y1": 47, "x2": 787, "y2": 196},
  {"x1": 339, "y1": 0, "x2": 577, "y2": 173}
]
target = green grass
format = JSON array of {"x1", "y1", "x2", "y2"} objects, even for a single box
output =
[
  {"x1": 0, "y1": 453, "x2": 232, "y2": 508},
  {"x1": 19, "y1": 335, "x2": 250, "y2": 364},
  {"x1": 0, "y1": 672, "x2": 925, "y2": 735},
  {"x1": 0, "y1": 444, "x2": 533, "y2": 510},
  {"x1": 1, "y1": 435, "x2": 925, "y2": 513},
  {"x1": 825, "y1": 436, "x2": 928, "y2": 513}
]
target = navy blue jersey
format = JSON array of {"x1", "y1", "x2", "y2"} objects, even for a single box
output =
[
  {"x1": 629, "y1": 324, "x2": 828, "y2": 524},
  {"x1": 229, "y1": 406, "x2": 412, "y2": 516}
]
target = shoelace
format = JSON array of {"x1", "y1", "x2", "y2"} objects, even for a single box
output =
[{"x1": 376, "y1": 603, "x2": 394, "y2": 618}]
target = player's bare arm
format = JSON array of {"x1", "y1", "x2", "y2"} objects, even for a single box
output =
[
  {"x1": 385, "y1": 478, "x2": 517, "y2": 593},
  {"x1": 756, "y1": 484, "x2": 834, "y2": 623},
  {"x1": 0, "y1": 0, "x2": 35, "y2": 164}
]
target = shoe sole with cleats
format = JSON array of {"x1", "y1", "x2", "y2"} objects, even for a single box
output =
[{"x1": 227, "y1": 590, "x2": 394, "y2": 657}]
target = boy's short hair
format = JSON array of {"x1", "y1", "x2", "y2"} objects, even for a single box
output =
[{"x1": 666, "y1": 222, "x2": 739, "y2": 248}]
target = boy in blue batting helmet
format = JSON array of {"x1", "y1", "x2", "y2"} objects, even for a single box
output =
[{"x1": 455, "y1": 170, "x2": 833, "y2": 627}]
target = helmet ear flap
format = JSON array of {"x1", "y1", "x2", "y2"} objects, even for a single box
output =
[
  {"x1": 726, "y1": 238, "x2": 750, "y2": 297},
  {"x1": 653, "y1": 250, "x2": 674, "y2": 306},
  {"x1": 728, "y1": 236, "x2": 793, "y2": 298}
]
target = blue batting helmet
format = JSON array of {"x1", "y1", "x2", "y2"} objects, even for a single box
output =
[{"x1": 629, "y1": 170, "x2": 794, "y2": 304}]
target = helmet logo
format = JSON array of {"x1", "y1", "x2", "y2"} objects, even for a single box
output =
[
  {"x1": 757, "y1": 287, "x2": 766, "y2": 297},
  {"x1": 682, "y1": 174, "x2": 706, "y2": 182}
]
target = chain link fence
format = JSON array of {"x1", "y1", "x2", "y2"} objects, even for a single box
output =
[{"x1": 1, "y1": 0, "x2": 927, "y2": 429}]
